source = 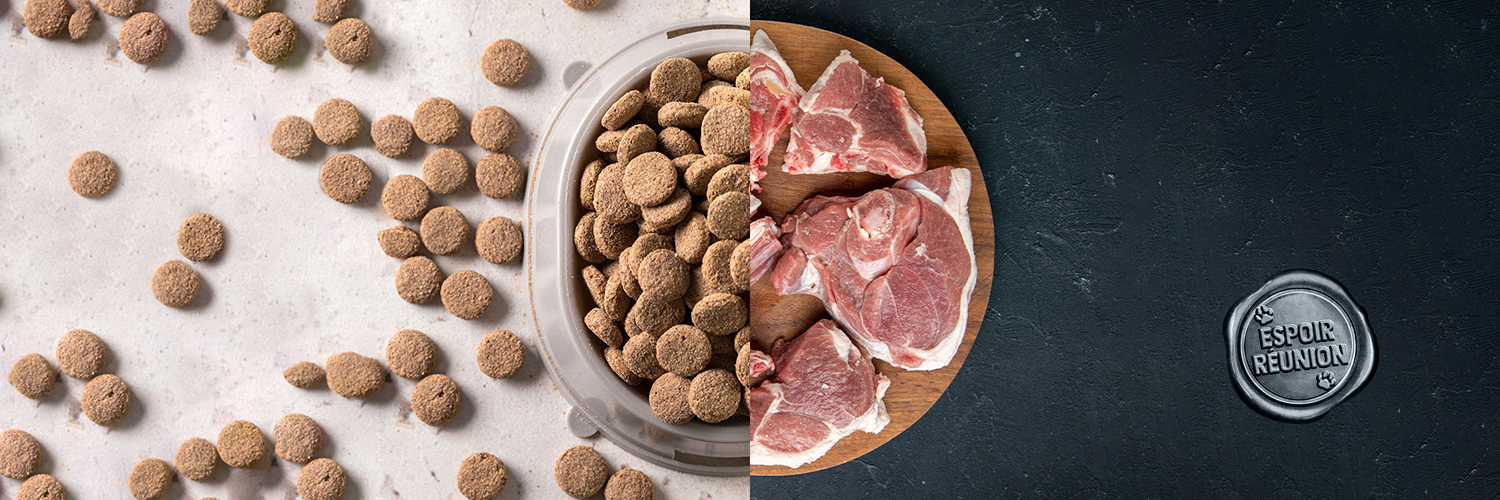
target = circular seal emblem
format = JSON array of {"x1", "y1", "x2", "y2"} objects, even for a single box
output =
[{"x1": 1226, "y1": 270, "x2": 1375, "y2": 421}]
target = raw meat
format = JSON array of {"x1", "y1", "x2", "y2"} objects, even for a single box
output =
[
  {"x1": 749, "y1": 30, "x2": 805, "y2": 187},
  {"x1": 744, "y1": 217, "x2": 783, "y2": 284},
  {"x1": 782, "y1": 50, "x2": 927, "y2": 178},
  {"x1": 749, "y1": 320, "x2": 890, "y2": 468},
  {"x1": 769, "y1": 166, "x2": 975, "y2": 371}
]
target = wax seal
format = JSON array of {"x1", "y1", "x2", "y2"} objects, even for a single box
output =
[{"x1": 1226, "y1": 270, "x2": 1375, "y2": 421}]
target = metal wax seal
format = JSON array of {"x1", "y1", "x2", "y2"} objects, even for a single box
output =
[{"x1": 1226, "y1": 270, "x2": 1375, "y2": 421}]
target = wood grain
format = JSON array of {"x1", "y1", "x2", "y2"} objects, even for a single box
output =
[{"x1": 750, "y1": 21, "x2": 996, "y2": 476}]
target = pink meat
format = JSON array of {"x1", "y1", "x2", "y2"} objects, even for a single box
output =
[
  {"x1": 749, "y1": 320, "x2": 889, "y2": 468},
  {"x1": 749, "y1": 29, "x2": 805, "y2": 188},
  {"x1": 745, "y1": 217, "x2": 783, "y2": 284},
  {"x1": 782, "y1": 51, "x2": 927, "y2": 178}
]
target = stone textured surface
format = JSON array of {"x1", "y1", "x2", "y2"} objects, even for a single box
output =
[{"x1": 0, "y1": 0, "x2": 747, "y2": 498}]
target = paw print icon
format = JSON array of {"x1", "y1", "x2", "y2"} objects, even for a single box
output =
[
  {"x1": 1315, "y1": 371, "x2": 1338, "y2": 391},
  {"x1": 1253, "y1": 305, "x2": 1275, "y2": 325}
]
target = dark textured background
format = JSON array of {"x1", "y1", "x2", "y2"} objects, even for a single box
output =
[{"x1": 750, "y1": 1, "x2": 1500, "y2": 497}]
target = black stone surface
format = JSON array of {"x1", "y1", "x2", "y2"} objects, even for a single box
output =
[{"x1": 750, "y1": 1, "x2": 1500, "y2": 497}]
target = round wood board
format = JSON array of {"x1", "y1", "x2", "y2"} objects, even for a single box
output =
[{"x1": 750, "y1": 21, "x2": 996, "y2": 476}]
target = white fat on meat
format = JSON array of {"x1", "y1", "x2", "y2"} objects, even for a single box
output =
[
  {"x1": 782, "y1": 51, "x2": 927, "y2": 178},
  {"x1": 749, "y1": 30, "x2": 805, "y2": 188}
]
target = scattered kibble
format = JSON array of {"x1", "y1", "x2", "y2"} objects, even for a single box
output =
[
  {"x1": 273, "y1": 413, "x2": 323, "y2": 463},
  {"x1": 396, "y1": 256, "x2": 443, "y2": 304},
  {"x1": 56, "y1": 328, "x2": 108, "y2": 379},
  {"x1": 188, "y1": 0, "x2": 222, "y2": 35},
  {"x1": 420, "y1": 206, "x2": 470, "y2": 255},
  {"x1": 471, "y1": 106, "x2": 518, "y2": 153},
  {"x1": 413, "y1": 97, "x2": 462, "y2": 145},
  {"x1": 67, "y1": 1, "x2": 94, "y2": 40},
  {"x1": 151, "y1": 259, "x2": 201, "y2": 307},
  {"x1": 421, "y1": 148, "x2": 470, "y2": 195},
  {"x1": 371, "y1": 115, "x2": 415, "y2": 158},
  {"x1": 24, "y1": 0, "x2": 72, "y2": 38},
  {"x1": 325, "y1": 352, "x2": 386, "y2": 398},
  {"x1": 457, "y1": 452, "x2": 508, "y2": 500},
  {"x1": 313, "y1": 98, "x2": 361, "y2": 146},
  {"x1": 320, "y1": 154, "x2": 372, "y2": 204},
  {"x1": 476, "y1": 329, "x2": 524, "y2": 379},
  {"x1": 177, "y1": 213, "x2": 225, "y2": 262},
  {"x1": 7, "y1": 354, "x2": 55, "y2": 399},
  {"x1": 248, "y1": 12, "x2": 298, "y2": 64},
  {"x1": 225, "y1": 0, "x2": 268, "y2": 17},
  {"x1": 386, "y1": 329, "x2": 436, "y2": 379},
  {"x1": 326, "y1": 18, "x2": 373, "y2": 65},
  {"x1": 604, "y1": 469, "x2": 655, "y2": 500},
  {"x1": 297, "y1": 458, "x2": 347, "y2": 500},
  {"x1": 16, "y1": 474, "x2": 65, "y2": 500},
  {"x1": 271, "y1": 116, "x2": 315, "y2": 159},
  {"x1": 381, "y1": 174, "x2": 431, "y2": 221},
  {"x1": 378, "y1": 226, "x2": 421, "y2": 258},
  {"x1": 313, "y1": 0, "x2": 349, "y2": 23},
  {"x1": 440, "y1": 270, "x2": 492, "y2": 320},
  {"x1": 80, "y1": 373, "x2": 131, "y2": 426},
  {"x1": 67, "y1": 150, "x2": 117, "y2": 198},
  {"x1": 562, "y1": 0, "x2": 600, "y2": 10},
  {"x1": 0, "y1": 429, "x2": 41, "y2": 479},
  {"x1": 481, "y1": 39, "x2": 530, "y2": 87},
  {"x1": 175, "y1": 437, "x2": 218, "y2": 481},
  {"x1": 97, "y1": 0, "x2": 138, "y2": 17},
  {"x1": 216, "y1": 420, "x2": 266, "y2": 468},
  {"x1": 554, "y1": 446, "x2": 609, "y2": 498},
  {"x1": 475, "y1": 153, "x2": 524, "y2": 200},
  {"x1": 128, "y1": 458, "x2": 173, "y2": 500},
  {"x1": 475, "y1": 216, "x2": 523, "y2": 264},
  {"x1": 410, "y1": 373, "x2": 461, "y2": 426},
  {"x1": 284, "y1": 361, "x2": 326, "y2": 388}
]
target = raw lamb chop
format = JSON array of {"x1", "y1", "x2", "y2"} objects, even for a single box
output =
[
  {"x1": 770, "y1": 166, "x2": 975, "y2": 371},
  {"x1": 782, "y1": 50, "x2": 927, "y2": 178},
  {"x1": 749, "y1": 320, "x2": 890, "y2": 468},
  {"x1": 749, "y1": 29, "x2": 805, "y2": 187},
  {"x1": 744, "y1": 217, "x2": 783, "y2": 284}
]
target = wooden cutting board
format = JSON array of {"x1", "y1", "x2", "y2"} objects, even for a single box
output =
[{"x1": 750, "y1": 21, "x2": 996, "y2": 476}]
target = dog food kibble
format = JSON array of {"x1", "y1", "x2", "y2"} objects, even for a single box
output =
[
  {"x1": 603, "y1": 91, "x2": 644, "y2": 131},
  {"x1": 579, "y1": 160, "x2": 603, "y2": 210},
  {"x1": 177, "y1": 213, "x2": 225, "y2": 262},
  {"x1": 604, "y1": 469, "x2": 654, "y2": 500},
  {"x1": 472, "y1": 106, "x2": 519, "y2": 153},
  {"x1": 693, "y1": 292, "x2": 747, "y2": 336},
  {"x1": 81, "y1": 373, "x2": 131, "y2": 426},
  {"x1": 326, "y1": 352, "x2": 386, "y2": 397},
  {"x1": 648, "y1": 372, "x2": 692, "y2": 424},
  {"x1": 420, "y1": 206, "x2": 469, "y2": 255},
  {"x1": 67, "y1": 1, "x2": 93, "y2": 40},
  {"x1": 649, "y1": 58, "x2": 701, "y2": 104},
  {"x1": 386, "y1": 329, "x2": 436, "y2": 379},
  {"x1": 151, "y1": 260, "x2": 201, "y2": 307},
  {"x1": 593, "y1": 217, "x2": 637, "y2": 261},
  {"x1": 313, "y1": 0, "x2": 349, "y2": 23},
  {"x1": 411, "y1": 374, "x2": 461, "y2": 426},
  {"x1": 674, "y1": 213, "x2": 711, "y2": 264},
  {"x1": 378, "y1": 226, "x2": 421, "y2": 258},
  {"x1": 574, "y1": 213, "x2": 608, "y2": 264},
  {"x1": 562, "y1": 0, "x2": 600, "y2": 9},
  {"x1": 657, "y1": 127, "x2": 700, "y2": 158},
  {"x1": 708, "y1": 52, "x2": 750, "y2": 81},
  {"x1": 188, "y1": 0, "x2": 222, "y2": 35},
  {"x1": 657, "y1": 102, "x2": 708, "y2": 129},
  {"x1": 119, "y1": 12, "x2": 167, "y2": 65},
  {"x1": 622, "y1": 334, "x2": 665, "y2": 380},
  {"x1": 297, "y1": 458, "x2": 347, "y2": 500},
  {"x1": 706, "y1": 163, "x2": 749, "y2": 200},
  {"x1": 457, "y1": 452, "x2": 508, "y2": 500},
  {"x1": 414, "y1": 97, "x2": 463, "y2": 145},
  {"x1": 97, "y1": 0, "x2": 140, "y2": 16},
  {"x1": 396, "y1": 256, "x2": 443, "y2": 303},
  {"x1": 554, "y1": 446, "x2": 609, "y2": 498},
  {"x1": 284, "y1": 361, "x2": 325, "y2": 388},
  {"x1": 24, "y1": 0, "x2": 72, "y2": 37},
  {"x1": 56, "y1": 328, "x2": 108, "y2": 379},
  {"x1": 639, "y1": 249, "x2": 689, "y2": 299},
  {"x1": 16, "y1": 474, "x2": 65, "y2": 500},
  {"x1": 314, "y1": 99, "x2": 361, "y2": 145},
  {"x1": 476, "y1": 153, "x2": 524, "y2": 199},
  {"x1": 689, "y1": 368, "x2": 739, "y2": 423},
  {"x1": 604, "y1": 347, "x2": 641, "y2": 385},
  {"x1": 701, "y1": 239, "x2": 739, "y2": 294},
  {"x1": 641, "y1": 188, "x2": 691, "y2": 233},
  {"x1": 225, "y1": 0, "x2": 267, "y2": 17},
  {"x1": 68, "y1": 150, "x2": 117, "y2": 198},
  {"x1": 476, "y1": 329, "x2": 524, "y2": 379},
  {"x1": 372, "y1": 115, "x2": 415, "y2": 158},
  {"x1": 585, "y1": 308, "x2": 623, "y2": 348},
  {"x1": 319, "y1": 154, "x2": 371, "y2": 204},
  {"x1": 707, "y1": 191, "x2": 750, "y2": 240},
  {"x1": 273, "y1": 413, "x2": 323, "y2": 463},
  {"x1": 8, "y1": 354, "x2": 55, "y2": 399},
  {"x1": 481, "y1": 39, "x2": 530, "y2": 87},
  {"x1": 622, "y1": 152, "x2": 675, "y2": 207},
  {"x1": 326, "y1": 18, "x2": 372, "y2": 64},
  {"x1": 476, "y1": 216, "x2": 523, "y2": 264},
  {"x1": 128, "y1": 458, "x2": 173, "y2": 500},
  {"x1": 271, "y1": 116, "x2": 315, "y2": 159},
  {"x1": 248, "y1": 12, "x2": 297, "y2": 64},
  {"x1": 616, "y1": 124, "x2": 657, "y2": 163},
  {"x1": 422, "y1": 148, "x2": 470, "y2": 195},
  {"x1": 216, "y1": 420, "x2": 265, "y2": 468},
  {"x1": 656, "y1": 325, "x2": 709, "y2": 378},
  {"x1": 700, "y1": 104, "x2": 750, "y2": 155},
  {"x1": 441, "y1": 270, "x2": 492, "y2": 320},
  {"x1": 684, "y1": 154, "x2": 732, "y2": 195},
  {"x1": 175, "y1": 437, "x2": 218, "y2": 481},
  {"x1": 381, "y1": 174, "x2": 430, "y2": 221},
  {"x1": 0, "y1": 429, "x2": 41, "y2": 479}
]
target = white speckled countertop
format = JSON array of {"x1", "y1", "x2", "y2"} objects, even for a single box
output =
[{"x1": 0, "y1": 0, "x2": 748, "y2": 498}]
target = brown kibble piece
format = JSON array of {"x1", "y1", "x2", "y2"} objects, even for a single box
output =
[
  {"x1": 396, "y1": 256, "x2": 443, "y2": 303},
  {"x1": 326, "y1": 18, "x2": 372, "y2": 65},
  {"x1": 119, "y1": 12, "x2": 167, "y2": 65},
  {"x1": 314, "y1": 99, "x2": 361, "y2": 145},
  {"x1": 273, "y1": 413, "x2": 323, "y2": 463},
  {"x1": 706, "y1": 163, "x2": 749, "y2": 201},
  {"x1": 472, "y1": 106, "x2": 519, "y2": 153},
  {"x1": 297, "y1": 458, "x2": 346, "y2": 500},
  {"x1": 248, "y1": 12, "x2": 297, "y2": 65},
  {"x1": 603, "y1": 90, "x2": 644, "y2": 131},
  {"x1": 639, "y1": 249, "x2": 688, "y2": 300},
  {"x1": 648, "y1": 372, "x2": 692, "y2": 424},
  {"x1": 442, "y1": 270, "x2": 492, "y2": 320},
  {"x1": 97, "y1": 0, "x2": 139, "y2": 16},
  {"x1": 271, "y1": 116, "x2": 315, "y2": 159},
  {"x1": 320, "y1": 154, "x2": 371, "y2": 204},
  {"x1": 708, "y1": 52, "x2": 750, "y2": 81},
  {"x1": 579, "y1": 160, "x2": 603, "y2": 211},
  {"x1": 411, "y1": 374, "x2": 461, "y2": 426},
  {"x1": 622, "y1": 333, "x2": 665, "y2": 380},
  {"x1": 656, "y1": 325, "x2": 709, "y2": 378},
  {"x1": 325, "y1": 352, "x2": 386, "y2": 398},
  {"x1": 129, "y1": 458, "x2": 173, "y2": 500},
  {"x1": 593, "y1": 163, "x2": 641, "y2": 224},
  {"x1": 593, "y1": 216, "x2": 637, "y2": 260},
  {"x1": 554, "y1": 446, "x2": 609, "y2": 498},
  {"x1": 24, "y1": 0, "x2": 71, "y2": 37},
  {"x1": 284, "y1": 362, "x2": 325, "y2": 388},
  {"x1": 216, "y1": 420, "x2": 265, "y2": 468},
  {"x1": 640, "y1": 188, "x2": 691, "y2": 233},
  {"x1": 708, "y1": 330, "x2": 735, "y2": 357},
  {"x1": 574, "y1": 213, "x2": 608, "y2": 263},
  {"x1": 458, "y1": 452, "x2": 508, "y2": 500},
  {"x1": 658, "y1": 101, "x2": 708, "y2": 129},
  {"x1": 67, "y1": 1, "x2": 94, "y2": 40},
  {"x1": 684, "y1": 155, "x2": 732, "y2": 195},
  {"x1": 151, "y1": 260, "x2": 200, "y2": 308},
  {"x1": 657, "y1": 127, "x2": 700, "y2": 158},
  {"x1": 699, "y1": 84, "x2": 750, "y2": 109},
  {"x1": 616, "y1": 124, "x2": 657, "y2": 164},
  {"x1": 378, "y1": 226, "x2": 421, "y2": 258},
  {"x1": 682, "y1": 266, "x2": 708, "y2": 307},
  {"x1": 701, "y1": 240, "x2": 739, "y2": 293},
  {"x1": 674, "y1": 212, "x2": 711, "y2": 264},
  {"x1": 481, "y1": 39, "x2": 530, "y2": 87},
  {"x1": 688, "y1": 369, "x2": 739, "y2": 423},
  {"x1": 68, "y1": 150, "x2": 117, "y2": 198},
  {"x1": 585, "y1": 308, "x2": 623, "y2": 348},
  {"x1": 224, "y1": 0, "x2": 268, "y2": 17},
  {"x1": 476, "y1": 153, "x2": 524, "y2": 199},
  {"x1": 414, "y1": 97, "x2": 463, "y2": 145},
  {"x1": 16, "y1": 474, "x2": 65, "y2": 500},
  {"x1": 605, "y1": 469, "x2": 654, "y2": 500},
  {"x1": 381, "y1": 174, "x2": 430, "y2": 221},
  {"x1": 701, "y1": 104, "x2": 750, "y2": 155},
  {"x1": 313, "y1": 0, "x2": 349, "y2": 23},
  {"x1": 175, "y1": 437, "x2": 218, "y2": 481},
  {"x1": 562, "y1": 0, "x2": 600, "y2": 9},
  {"x1": 692, "y1": 293, "x2": 747, "y2": 336},
  {"x1": 420, "y1": 206, "x2": 470, "y2": 255},
  {"x1": 736, "y1": 67, "x2": 750, "y2": 88},
  {"x1": 583, "y1": 265, "x2": 609, "y2": 305},
  {"x1": 707, "y1": 191, "x2": 751, "y2": 240},
  {"x1": 188, "y1": 0, "x2": 221, "y2": 35},
  {"x1": 604, "y1": 347, "x2": 641, "y2": 385},
  {"x1": 0, "y1": 429, "x2": 41, "y2": 479},
  {"x1": 734, "y1": 327, "x2": 751, "y2": 352},
  {"x1": 8, "y1": 354, "x2": 55, "y2": 399},
  {"x1": 730, "y1": 239, "x2": 753, "y2": 291},
  {"x1": 372, "y1": 115, "x2": 415, "y2": 158},
  {"x1": 386, "y1": 329, "x2": 436, "y2": 379},
  {"x1": 476, "y1": 329, "x2": 524, "y2": 379},
  {"x1": 422, "y1": 148, "x2": 470, "y2": 195},
  {"x1": 81, "y1": 374, "x2": 130, "y2": 426},
  {"x1": 57, "y1": 328, "x2": 108, "y2": 379},
  {"x1": 476, "y1": 216, "x2": 523, "y2": 264},
  {"x1": 177, "y1": 213, "x2": 225, "y2": 262},
  {"x1": 622, "y1": 152, "x2": 676, "y2": 207},
  {"x1": 649, "y1": 58, "x2": 701, "y2": 104}
]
